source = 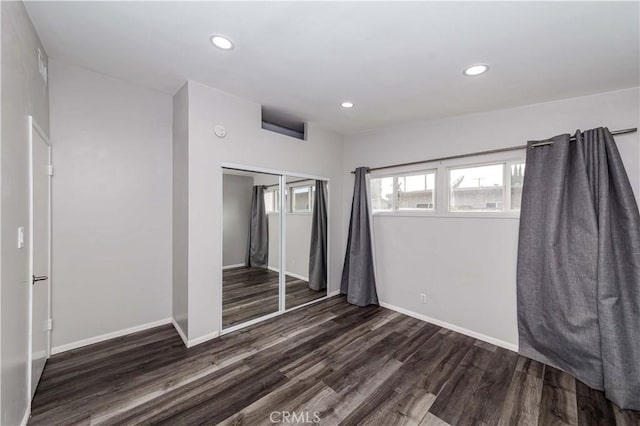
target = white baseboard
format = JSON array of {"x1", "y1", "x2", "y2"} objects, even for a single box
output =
[
  {"x1": 170, "y1": 318, "x2": 220, "y2": 348},
  {"x1": 267, "y1": 266, "x2": 309, "y2": 282},
  {"x1": 285, "y1": 271, "x2": 309, "y2": 281},
  {"x1": 328, "y1": 290, "x2": 340, "y2": 297},
  {"x1": 20, "y1": 406, "x2": 30, "y2": 426},
  {"x1": 188, "y1": 330, "x2": 220, "y2": 348},
  {"x1": 51, "y1": 317, "x2": 172, "y2": 355},
  {"x1": 171, "y1": 318, "x2": 189, "y2": 347},
  {"x1": 223, "y1": 263, "x2": 246, "y2": 270},
  {"x1": 378, "y1": 301, "x2": 519, "y2": 352}
]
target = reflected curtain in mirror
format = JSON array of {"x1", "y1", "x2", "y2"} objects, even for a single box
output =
[
  {"x1": 246, "y1": 185, "x2": 269, "y2": 268},
  {"x1": 309, "y1": 180, "x2": 327, "y2": 291}
]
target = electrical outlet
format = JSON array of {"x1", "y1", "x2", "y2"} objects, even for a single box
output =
[{"x1": 420, "y1": 293, "x2": 427, "y2": 304}]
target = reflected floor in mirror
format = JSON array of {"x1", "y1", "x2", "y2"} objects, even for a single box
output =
[{"x1": 222, "y1": 267, "x2": 325, "y2": 328}]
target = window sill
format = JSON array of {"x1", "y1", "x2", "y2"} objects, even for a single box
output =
[
  {"x1": 267, "y1": 212, "x2": 313, "y2": 216},
  {"x1": 373, "y1": 211, "x2": 520, "y2": 219}
]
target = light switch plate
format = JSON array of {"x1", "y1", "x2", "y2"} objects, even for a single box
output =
[{"x1": 17, "y1": 227, "x2": 25, "y2": 249}]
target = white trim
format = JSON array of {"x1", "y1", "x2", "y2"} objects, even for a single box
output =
[
  {"x1": 27, "y1": 116, "x2": 53, "y2": 410},
  {"x1": 171, "y1": 318, "x2": 188, "y2": 347},
  {"x1": 286, "y1": 271, "x2": 309, "y2": 282},
  {"x1": 220, "y1": 163, "x2": 332, "y2": 335},
  {"x1": 267, "y1": 266, "x2": 309, "y2": 282},
  {"x1": 220, "y1": 162, "x2": 330, "y2": 183},
  {"x1": 373, "y1": 212, "x2": 520, "y2": 220},
  {"x1": 220, "y1": 292, "x2": 339, "y2": 336},
  {"x1": 279, "y1": 174, "x2": 286, "y2": 314},
  {"x1": 283, "y1": 293, "x2": 335, "y2": 313},
  {"x1": 378, "y1": 301, "x2": 519, "y2": 352},
  {"x1": 20, "y1": 407, "x2": 30, "y2": 426},
  {"x1": 221, "y1": 311, "x2": 283, "y2": 335},
  {"x1": 27, "y1": 117, "x2": 34, "y2": 410},
  {"x1": 187, "y1": 330, "x2": 220, "y2": 348},
  {"x1": 222, "y1": 263, "x2": 246, "y2": 270},
  {"x1": 173, "y1": 317, "x2": 219, "y2": 348},
  {"x1": 51, "y1": 318, "x2": 172, "y2": 355}
]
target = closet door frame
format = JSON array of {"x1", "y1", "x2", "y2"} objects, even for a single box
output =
[{"x1": 219, "y1": 162, "x2": 331, "y2": 335}]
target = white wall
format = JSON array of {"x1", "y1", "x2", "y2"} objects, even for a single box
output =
[
  {"x1": 343, "y1": 88, "x2": 640, "y2": 349},
  {"x1": 222, "y1": 174, "x2": 252, "y2": 267},
  {"x1": 257, "y1": 177, "x2": 316, "y2": 280},
  {"x1": 184, "y1": 80, "x2": 344, "y2": 341},
  {"x1": 283, "y1": 214, "x2": 312, "y2": 280},
  {"x1": 0, "y1": 2, "x2": 49, "y2": 424},
  {"x1": 265, "y1": 213, "x2": 312, "y2": 280},
  {"x1": 49, "y1": 60, "x2": 173, "y2": 350},
  {"x1": 1, "y1": 2, "x2": 49, "y2": 423},
  {"x1": 172, "y1": 83, "x2": 189, "y2": 336},
  {"x1": 283, "y1": 179, "x2": 315, "y2": 280}
]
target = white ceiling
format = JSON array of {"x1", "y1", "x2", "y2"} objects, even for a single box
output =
[{"x1": 25, "y1": 1, "x2": 639, "y2": 134}]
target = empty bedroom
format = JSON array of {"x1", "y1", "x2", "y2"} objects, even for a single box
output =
[{"x1": 1, "y1": 1, "x2": 639, "y2": 425}]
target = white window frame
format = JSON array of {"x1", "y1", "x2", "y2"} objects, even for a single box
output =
[
  {"x1": 506, "y1": 160, "x2": 526, "y2": 213},
  {"x1": 371, "y1": 169, "x2": 437, "y2": 216},
  {"x1": 264, "y1": 187, "x2": 280, "y2": 214},
  {"x1": 370, "y1": 152, "x2": 525, "y2": 219},
  {"x1": 446, "y1": 160, "x2": 508, "y2": 216},
  {"x1": 288, "y1": 182, "x2": 314, "y2": 214}
]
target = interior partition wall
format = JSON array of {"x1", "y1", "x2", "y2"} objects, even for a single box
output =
[{"x1": 220, "y1": 163, "x2": 330, "y2": 334}]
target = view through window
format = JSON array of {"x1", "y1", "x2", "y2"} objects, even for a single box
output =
[{"x1": 369, "y1": 159, "x2": 525, "y2": 215}]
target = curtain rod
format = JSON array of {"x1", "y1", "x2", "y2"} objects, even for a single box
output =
[
  {"x1": 350, "y1": 127, "x2": 637, "y2": 174},
  {"x1": 265, "y1": 178, "x2": 314, "y2": 188}
]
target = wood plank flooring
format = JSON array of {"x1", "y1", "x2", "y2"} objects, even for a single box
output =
[
  {"x1": 223, "y1": 266, "x2": 326, "y2": 328},
  {"x1": 30, "y1": 296, "x2": 640, "y2": 425}
]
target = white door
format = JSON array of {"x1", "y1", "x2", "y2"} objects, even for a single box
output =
[{"x1": 30, "y1": 117, "x2": 51, "y2": 397}]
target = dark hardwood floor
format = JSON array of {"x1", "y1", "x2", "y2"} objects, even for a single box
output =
[
  {"x1": 223, "y1": 266, "x2": 325, "y2": 328},
  {"x1": 30, "y1": 296, "x2": 639, "y2": 425}
]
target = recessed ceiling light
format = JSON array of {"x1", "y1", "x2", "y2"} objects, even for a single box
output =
[
  {"x1": 341, "y1": 101, "x2": 354, "y2": 108},
  {"x1": 210, "y1": 35, "x2": 234, "y2": 50},
  {"x1": 463, "y1": 64, "x2": 489, "y2": 76}
]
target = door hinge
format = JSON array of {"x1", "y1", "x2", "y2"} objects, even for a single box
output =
[
  {"x1": 46, "y1": 319, "x2": 53, "y2": 331},
  {"x1": 47, "y1": 165, "x2": 54, "y2": 176}
]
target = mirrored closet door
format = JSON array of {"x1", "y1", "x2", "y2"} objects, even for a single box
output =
[
  {"x1": 221, "y1": 167, "x2": 329, "y2": 332},
  {"x1": 284, "y1": 176, "x2": 328, "y2": 310},
  {"x1": 222, "y1": 169, "x2": 281, "y2": 329}
]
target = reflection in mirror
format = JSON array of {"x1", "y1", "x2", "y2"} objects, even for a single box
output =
[
  {"x1": 285, "y1": 176, "x2": 328, "y2": 309},
  {"x1": 222, "y1": 168, "x2": 280, "y2": 328}
]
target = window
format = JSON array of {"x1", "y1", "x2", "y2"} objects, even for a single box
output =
[
  {"x1": 449, "y1": 164, "x2": 504, "y2": 212},
  {"x1": 509, "y1": 162, "x2": 525, "y2": 210},
  {"x1": 370, "y1": 176, "x2": 394, "y2": 211},
  {"x1": 398, "y1": 173, "x2": 435, "y2": 210},
  {"x1": 448, "y1": 162, "x2": 525, "y2": 213},
  {"x1": 265, "y1": 183, "x2": 317, "y2": 214},
  {"x1": 369, "y1": 157, "x2": 525, "y2": 217},
  {"x1": 292, "y1": 186, "x2": 311, "y2": 212},
  {"x1": 264, "y1": 189, "x2": 279, "y2": 213},
  {"x1": 371, "y1": 171, "x2": 436, "y2": 212}
]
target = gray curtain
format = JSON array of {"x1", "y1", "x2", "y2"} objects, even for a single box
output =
[
  {"x1": 308, "y1": 180, "x2": 327, "y2": 291},
  {"x1": 517, "y1": 127, "x2": 640, "y2": 410},
  {"x1": 341, "y1": 167, "x2": 379, "y2": 306},
  {"x1": 245, "y1": 185, "x2": 269, "y2": 268}
]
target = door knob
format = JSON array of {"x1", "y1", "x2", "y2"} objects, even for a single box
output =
[{"x1": 32, "y1": 275, "x2": 48, "y2": 285}]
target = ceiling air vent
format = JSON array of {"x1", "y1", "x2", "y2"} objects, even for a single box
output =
[{"x1": 261, "y1": 106, "x2": 306, "y2": 141}]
